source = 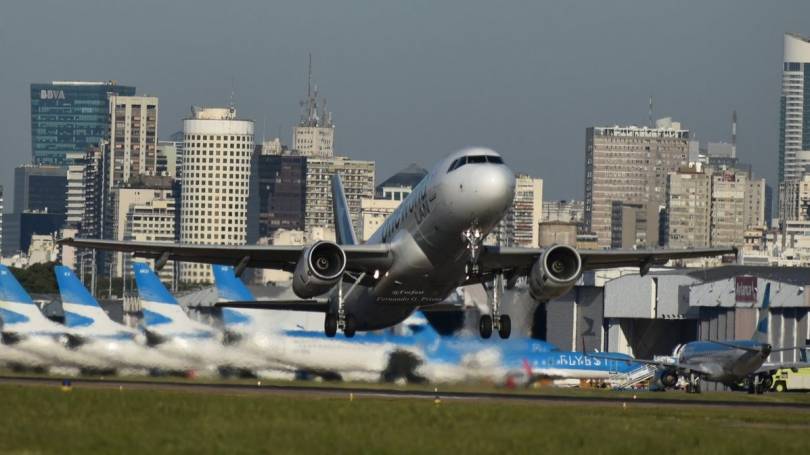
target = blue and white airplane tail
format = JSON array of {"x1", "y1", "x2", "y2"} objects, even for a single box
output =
[
  {"x1": 753, "y1": 283, "x2": 771, "y2": 343},
  {"x1": 212, "y1": 264, "x2": 257, "y2": 330},
  {"x1": 55, "y1": 265, "x2": 138, "y2": 339},
  {"x1": 0, "y1": 265, "x2": 64, "y2": 336},
  {"x1": 133, "y1": 263, "x2": 215, "y2": 339}
]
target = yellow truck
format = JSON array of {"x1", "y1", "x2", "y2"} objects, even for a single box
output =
[{"x1": 771, "y1": 368, "x2": 810, "y2": 392}]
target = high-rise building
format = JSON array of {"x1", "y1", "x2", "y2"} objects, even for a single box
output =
[
  {"x1": 584, "y1": 119, "x2": 689, "y2": 248},
  {"x1": 256, "y1": 154, "x2": 307, "y2": 238},
  {"x1": 110, "y1": 178, "x2": 174, "y2": 279},
  {"x1": 665, "y1": 166, "x2": 712, "y2": 248},
  {"x1": 180, "y1": 107, "x2": 254, "y2": 283},
  {"x1": 293, "y1": 64, "x2": 334, "y2": 157},
  {"x1": 710, "y1": 170, "x2": 766, "y2": 247},
  {"x1": 30, "y1": 81, "x2": 135, "y2": 165},
  {"x1": 487, "y1": 175, "x2": 543, "y2": 247},
  {"x1": 542, "y1": 200, "x2": 584, "y2": 224},
  {"x1": 778, "y1": 33, "x2": 810, "y2": 186},
  {"x1": 157, "y1": 142, "x2": 179, "y2": 178},
  {"x1": 108, "y1": 95, "x2": 159, "y2": 184},
  {"x1": 360, "y1": 198, "x2": 401, "y2": 241},
  {"x1": 13, "y1": 164, "x2": 68, "y2": 215},
  {"x1": 374, "y1": 164, "x2": 427, "y2": 200},
  {"x1": 610, "y1": 201, "x2": 660, "y2": 249},
  {"x1": 304, "y1": 156, "x2": 375, "y2": 234},
  {"x1": 122, "y1": 187, "x2": 176, "y2": 285},
  {"x1": 778, "y1": 174, "x2": 810, "y2": 223},
  {"x1": 65, "y1": 152, "x2": 89, "y2": 228}
]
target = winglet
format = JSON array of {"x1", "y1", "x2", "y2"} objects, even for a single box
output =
[
  {"x1": 331, "y1": 174, "x2": 358, "y2": 246},
  {"x1": 753, "y1": 283, "x2": 771, "y2": 343}
]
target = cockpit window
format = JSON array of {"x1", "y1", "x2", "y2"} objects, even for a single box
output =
[{"x1": 447, "y1": 155, "x2": 504, "y2": 173}]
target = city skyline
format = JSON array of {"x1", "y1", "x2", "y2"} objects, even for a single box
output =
[{"x1": 1, "y1": 1, "x2": 809, "y2": 205}]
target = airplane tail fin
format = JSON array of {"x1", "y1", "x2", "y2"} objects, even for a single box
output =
[
  {"x1": 133, "y1": 263, "x2": 213, "y2": 337},
  {"x1": 54, "y1": 265, "x2": 134, "y2": 336},
  {"x1": 0, "y1": 265, "x2": 61, "y2": 332},
  {"x1": 133, "y1": 262, "x2": 180, "y2": 306},
  {"x1": 212, "y1": 264, "x2": 255, "y2": 327},
  {"x1": 753, "y1": 283, "x2": 771, "y2": 343},
  {"x1": 331, "y1": 174, "x2": 358, "y2": 246}
]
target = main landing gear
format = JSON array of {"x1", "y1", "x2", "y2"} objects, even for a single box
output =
[
  {"x1": 685, "y1": 373, "x2": 701, "y2": 394},
  {"x1": 325, "y1": 272, "x2": 365, "y2": 338},
  {"x1": 479, "y1": 274, "x2": 511, "y2": 339}
]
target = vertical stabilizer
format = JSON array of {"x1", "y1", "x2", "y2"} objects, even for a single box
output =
[
  {"x1": 753, "y1": 283, "x2": 771, "y2": 343},
  {"x1": 331, "y1": 174, "x2": 358, "y2": 245},
  {"x1": 212, "y1": 264, "x2": 255, "y2": 328},
  {"x1": 55, "y1": 265, "x2": 136, "y2": 337},
  {"x1": 0, "y1": 265, "x2": 63, "y2": 334},
  {"x1": 133, "y1": 263, "x2": 214, "y2": 338}
]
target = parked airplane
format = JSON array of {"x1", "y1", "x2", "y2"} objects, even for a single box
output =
[
  {"x1": 214, "y1": 264, "x2": 647, "y2": 385},
  {"x1": 63, "y1": 148, "x2": 734, "y2": 339},
  {"x1": 0, "y1": 265, "x2": 108, "y2": 371},
  {"x1": 54, "y1": 265, "x2": 189, "y2": 372},
  {"x1": 602, "y1": 283, "x2": 806, "y2": 394},
  {"x1": 132, "y1": 262, "x2": 268, "y2": 373}
]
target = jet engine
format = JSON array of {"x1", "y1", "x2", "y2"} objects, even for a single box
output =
[
  {"x1": 528, "y1": 244, "x2": 582, "y2": 301},
  {"x1": 660, "y1": 370, "x2": 678, "y2": 388},
  {"x1": 292, "y1": 241, "x2": 347, "y2": 298}
]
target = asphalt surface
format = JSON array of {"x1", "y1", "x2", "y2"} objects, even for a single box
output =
[{"x1": 3, "y1": 375, "x2": 810, "y2": 410}]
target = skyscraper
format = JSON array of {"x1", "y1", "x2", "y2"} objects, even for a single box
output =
[
  {"x1": 30, "y1": 81, "x2": 135, "y2": 165},
  {"x1": 779, "y1": 33, "x2": 810, "y2": 184},
  {"x1": 180, "y1": 107, "x2": 254, "y2": 283},
  {"x1": 584, "y1": 119, "x2": 689, "y2": 248},
  {"x1": 777, "y1": 33, "x2": 810, "y2": 222},
  {"x1": 108, "y1": 95, "x2": 159, "y2": 183},
  {"x1": 304, "y1": 156, "x2": 375, "y2": 234}
]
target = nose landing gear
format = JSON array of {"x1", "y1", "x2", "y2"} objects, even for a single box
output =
[{"x1": 462, "y1": 226, "x2": 483, "y2": 275}]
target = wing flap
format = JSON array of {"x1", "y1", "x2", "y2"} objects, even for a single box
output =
[{"x1": 215, "y1": 300, "x2": 330, "y2": 313}]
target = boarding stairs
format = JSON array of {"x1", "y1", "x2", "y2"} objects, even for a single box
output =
[{"x1": 615, "y1": 365, "x2": 656, "y2": 389}]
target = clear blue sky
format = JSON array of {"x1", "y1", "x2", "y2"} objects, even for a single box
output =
[{"x1": 0, "y1": 0, "x2": 807, "y2": 204}]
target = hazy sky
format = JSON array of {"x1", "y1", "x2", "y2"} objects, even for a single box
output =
[{"x1": 1, "y1": 0, "x2": 808, "y2": 205}]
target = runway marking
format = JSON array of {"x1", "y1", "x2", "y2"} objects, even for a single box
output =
[{"x1": 1, "y1": 375, "x2": 809, "y2": 410}]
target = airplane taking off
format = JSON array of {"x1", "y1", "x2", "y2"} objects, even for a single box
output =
[
  {"x1": 603, "y1": 283, "x2": 807, "y2": 394},
  {"x1": 54, "y1": 265, "x2": 188, "y2": 371},
  {"x1": 63, "y1": 148, "x2": 735, "y2": 339}
]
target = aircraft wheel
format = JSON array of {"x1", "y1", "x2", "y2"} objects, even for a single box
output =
[
  {"x1": 479, "y1": 315, "x2": 493, "y2": 339},
  {"x1": 498, "y1": 315, "x2": 511, "y2": 339},
  {"x1": 324, "y1": 314, "x2": 337, "y2": 338},
  {"x1": 344, "y1": 315, "x2": 357, "y2": 338},
  {"x1": 774, "y1": 382, "x2": 786, "y2": 393}
]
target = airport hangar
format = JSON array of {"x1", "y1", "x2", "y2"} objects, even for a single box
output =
[{"x1": 523, "y1": 266, "x2": 810, "y2": 377}]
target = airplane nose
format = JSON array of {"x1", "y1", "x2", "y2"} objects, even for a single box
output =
[{"x1": 446, "y1": 163, "x2": 516, "y2": 227}]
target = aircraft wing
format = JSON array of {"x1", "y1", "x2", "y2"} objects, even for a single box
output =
[
  {"x1": 478, "y1": 246, "x2": 736, "y2": 276},
  {"x1": 215, "y1": 300, "x2": 330, "y2": 312},
  {"x1": 58, "y1": 238, "x2": 393, "y2": 274}
]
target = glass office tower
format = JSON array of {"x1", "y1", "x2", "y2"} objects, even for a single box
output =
[{"x1": 30, "y1": 81, "x2": 135, "y2": 165}]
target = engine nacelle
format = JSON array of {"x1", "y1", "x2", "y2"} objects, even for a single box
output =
[
  {"x1": 528, "y1": 244, "x2": 582, "y2": 301},
  {"x1": 660, "y1": 370, "x2": 678, "y2": 388},
  {"x1": 292, "y1": 241, "x2": 347, "y2": 298}
]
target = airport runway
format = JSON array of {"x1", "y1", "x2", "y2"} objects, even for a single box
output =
[{"x1": 2, "y1": 375, "x2": 810, "y2": 410}]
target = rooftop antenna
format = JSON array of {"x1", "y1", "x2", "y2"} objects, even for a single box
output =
[
  {"x1": 229, "y1": 76, "x2": 236, "y2": 114},
  {"x1": 307, "y1": 53, "x2": 312, "y2": 99},
  {"x1": 731, "y1": 110, "x2": 737, "y2": 157},
  {"x1": 648, "y1": 95, "x2": 653, "y2": 128}
]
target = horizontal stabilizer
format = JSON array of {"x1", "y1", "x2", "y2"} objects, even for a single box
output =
[{"x1": 215, "y1": 300, "x2": 330, "y2": 313}]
